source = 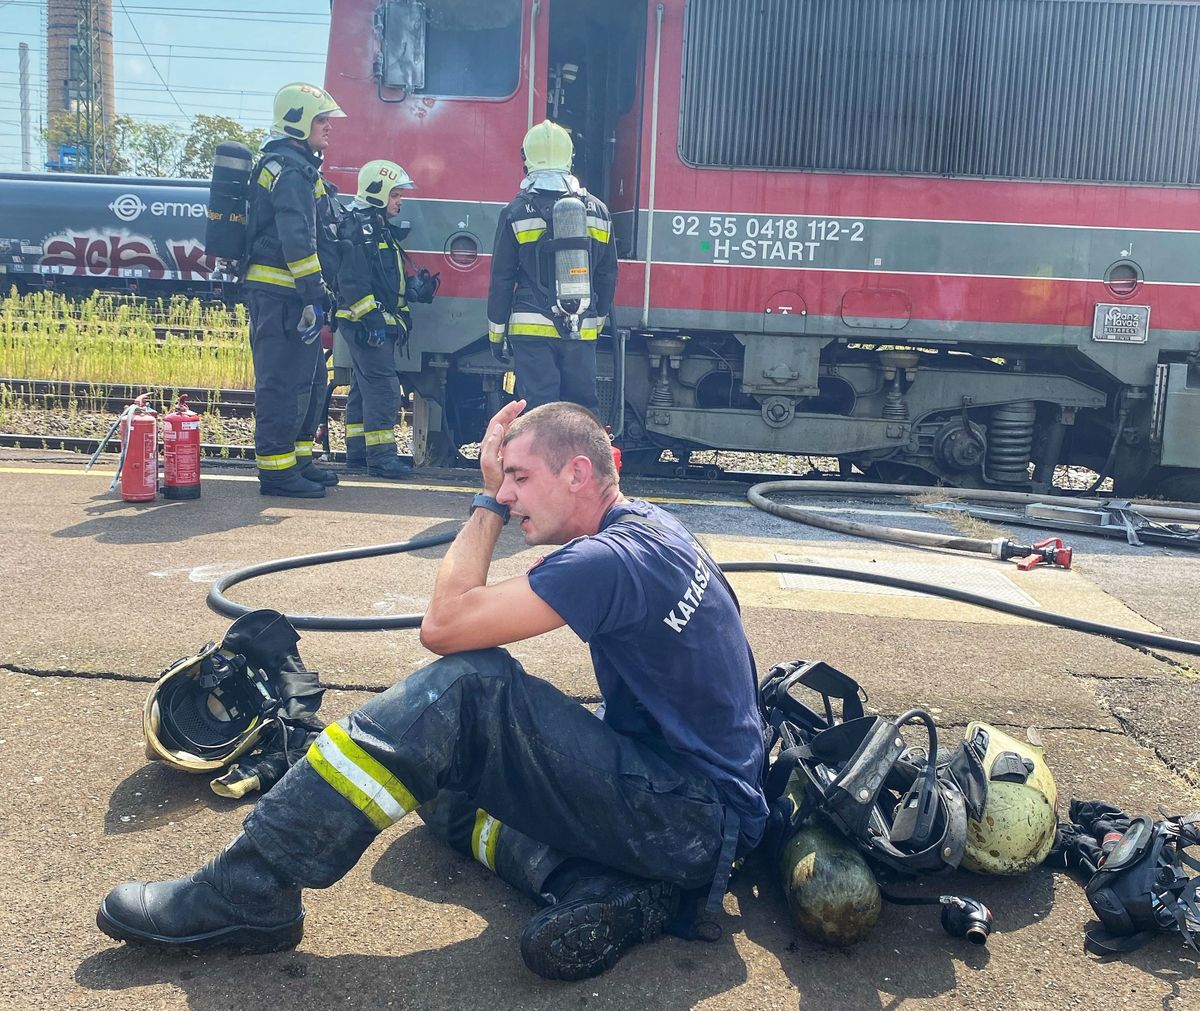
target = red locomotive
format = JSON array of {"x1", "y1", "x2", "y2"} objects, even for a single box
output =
[{"x1": 322, "y1": 0, "x2": 1200, "y2": 496}]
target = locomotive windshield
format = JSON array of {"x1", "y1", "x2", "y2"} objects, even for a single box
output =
[
  {"x1": 680, "y1": 0, "x2": 1200, "y2": 186},
  {"x1": 380, "y1": 0, "x2": 522, "y2": 98}
]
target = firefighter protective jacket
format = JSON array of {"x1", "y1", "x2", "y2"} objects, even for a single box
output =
[
  {"x1": 244, "y1": 138, "x2": 340, "y2": 305},
  {"x1": 486, "y1": 187, "x2": 618, "y2": 345},
  {"x1": 335, "y1": 205, "x2": 411, "y2": 335}
]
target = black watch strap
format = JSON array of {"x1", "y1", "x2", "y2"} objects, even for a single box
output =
[{"x1": 470, "y1": 493, "x2": 510, "y2": 524}]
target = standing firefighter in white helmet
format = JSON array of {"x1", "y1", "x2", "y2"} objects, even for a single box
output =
[
  {"x1": 242, "y1": 83, "x2": 345, "y2": 498},
  {"x1": 335, "y1": 160, "x2": 439, "y2": 479},
  {"x1": 487, "y1": 120, "x2": 618, "y2": 416}
]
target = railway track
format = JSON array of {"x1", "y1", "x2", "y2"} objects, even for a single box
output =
[{"x1": 0, "y1": 377, "x2": 348, "y2": 420}]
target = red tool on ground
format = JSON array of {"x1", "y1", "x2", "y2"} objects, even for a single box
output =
[
  {"x1": 117, "y1": 394, "x2": 159, "y2": 503},
  {"x1": 993, "y1": 536, "x2": 1073, "y2": 571}
]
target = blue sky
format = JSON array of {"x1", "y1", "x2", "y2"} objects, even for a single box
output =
[{"x1": 0, "y1": 0, "x2": 331, "y2": 173}]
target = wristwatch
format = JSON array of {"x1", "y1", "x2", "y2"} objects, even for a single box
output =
[{"x1": 470, "y1": 493, "x2": 510, "y2": 524}]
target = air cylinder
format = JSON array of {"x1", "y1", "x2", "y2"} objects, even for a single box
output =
[
  {"x1": 552, "y1": 194, "x2": 591, "y2": 304},
  {"x1": 204, "y1": 141, "x2": 255, "y2": 261}
]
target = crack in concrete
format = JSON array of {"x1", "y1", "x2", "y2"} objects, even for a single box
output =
[{"x1": 0, "y1": 662, "x2": 605, "y2": 704}]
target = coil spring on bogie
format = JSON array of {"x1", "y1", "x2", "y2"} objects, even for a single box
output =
[{"x1": 985, "y1": 401, "x2": 1037, "y2": 484}]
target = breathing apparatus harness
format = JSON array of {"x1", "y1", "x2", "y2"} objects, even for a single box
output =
[
  {"x1": 521, "y1": 173, "x2": 596, "y2": 340},
  {"x1": 1050, "y1": 799, "x2": 1200, "y2": 955},
  {"x1": 759, "y1": 659, "x2": 996, "y2": 942}
]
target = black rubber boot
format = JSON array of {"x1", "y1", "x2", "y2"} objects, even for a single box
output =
[
  {"x1": 258, "y1": 468, "x2": 325, "y2": 499},
  {"x1": 97, "y1": 833, "x2": 304, "y2": 954},
  {"x1": 520, "y1": 865, "x2": 680, "y2": 981},
  {"x1": 300, "y1": 462, "x2": 339, "y2": 486},
  {"x1": 344, "y1": 454, "x2": 367, "y2": 472},
  {"x1": 367, "y1": 455, "x2": 413, "y2": 480}
]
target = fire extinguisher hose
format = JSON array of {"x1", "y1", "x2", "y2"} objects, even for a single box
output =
[
  {"x1": 206, "y1": 527, "x2": 1200, "y2": 654},
  {"x1": 85, "y1": 403, "x2": 138, "y2": 493}
]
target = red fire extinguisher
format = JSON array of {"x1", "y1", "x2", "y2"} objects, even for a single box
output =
[
  {"x1": 117, "y1": 393, "x2": 159, "y2": 503},
  {"x1": 162, "y1": 394, "x2": 202, "y2": 499}
]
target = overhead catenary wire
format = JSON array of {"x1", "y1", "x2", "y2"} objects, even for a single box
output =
[{"x1": 116, "y1": 0, "x2": 189, "y2": 117}]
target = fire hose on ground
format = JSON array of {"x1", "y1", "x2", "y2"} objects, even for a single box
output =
[{"x1": 207, "y1": 520, "x2": 1200, "y2": 657}]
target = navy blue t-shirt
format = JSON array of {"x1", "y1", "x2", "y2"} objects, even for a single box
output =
[{"x1": 526, "y1": 499, "x2": 768, "y2": 844}]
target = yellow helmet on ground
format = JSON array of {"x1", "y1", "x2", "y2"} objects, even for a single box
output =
[
  {"x1": 357, "y1": 159, "x2": 416, "y2": 207},
  {"x1": 143, "y1": 641, "x2": 276, "y2": 774},
  {"x1": 961, "y1": 723, "x2": 1058, "y2": 875},
  {"x1": 522, "y1": 119, "x2": 573, "y2": 172},
  {"x1": 273, "y1": 82, "x2": 345, "y2": 141}
]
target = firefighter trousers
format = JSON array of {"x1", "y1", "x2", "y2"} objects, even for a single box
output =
[
  {"x1": 248, "y1": 290, "x2": 325, "y2": 478},
  {"x1": 342, "y1": 322, "x2": 401, "y2": 465},
  {"x1": 243, "y1": 648, "x2": 726, "y2": 897},
  {"x1": 509, "y1": 335, "x2": 602, "y2": 417}
]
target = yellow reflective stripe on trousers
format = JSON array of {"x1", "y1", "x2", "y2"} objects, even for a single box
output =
[
  {"x1": 471, "y1": 809, "x2": 502, "y2": 872},
  {"x1": 345, "y1": 423, "x2": 365, "y2": 438},
  {"x1": 295, "y1": 440, "x2": 313, "y2": 459},
  {"x1": 288, "y1": 253, "x2": 322, "y2": 279},
  {"x1": 256, "y1": 451, "x2": 296, "y2": 471},
  {"x1": 245, "y1": 263, "x2": 296, "y2": 289},
  {"x1": 307, "y1": 723, "x2": 418, "y2": 831},
  {"x1": 364, "y1": 429, "x2": 393, "y2": 447}
]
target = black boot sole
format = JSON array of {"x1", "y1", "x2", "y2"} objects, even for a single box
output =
[
  {"x1": 258, "y1": 486, "x2": 325, "y2": 499},
  {"x1": 97, "y1": 902, "x2": 304, "y2": 955},
  {"x1": 520, "y1": 880, "x2": 677, "y2": 981}
]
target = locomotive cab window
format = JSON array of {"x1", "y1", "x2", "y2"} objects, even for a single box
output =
[
  {"x1": 379, "y1": 0, "x2": 522, "y2": 98},
  {"x1": 679, "y1": 0, "x2": 1200, "y2": 185}
]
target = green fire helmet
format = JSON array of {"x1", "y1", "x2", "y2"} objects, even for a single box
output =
[
  {"x1": 521, "y1": 119, "x2": 574, "y2": 173},
  {"x1": 357, "y1": 159, "x2": 416, "y2": 207},
  {"x1": 961, "y1": 722, "x2": 1059, "y2": 876},
  {"x1": 272, "y1": 82, "x2": 345, "y2": 141}
]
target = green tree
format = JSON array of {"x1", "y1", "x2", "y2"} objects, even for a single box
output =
[
  {"x1": 42, "y1": 109, "x2": 132, "y2": 174},
  {"x1": 179, "y1": 114, "x2": 268, "y2": 179},
  {"x1": 125, "y1": 120, "x2": 186, "y2": 177}
]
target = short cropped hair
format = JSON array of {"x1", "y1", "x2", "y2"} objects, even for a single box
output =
[{"x1": 504, "y1": 402, "x2": 618, "y2": 488}]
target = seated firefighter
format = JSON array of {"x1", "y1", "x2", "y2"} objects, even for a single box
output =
[{"x1": 97, "y1": 401, "x2": 768, "y2": 981}]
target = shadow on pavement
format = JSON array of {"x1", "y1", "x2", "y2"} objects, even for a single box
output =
[{"x1": 103, "y1": 762, "x2": 229, "y2": 835}]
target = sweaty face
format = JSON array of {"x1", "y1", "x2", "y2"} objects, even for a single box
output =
[
  {"x1": 386, "y1": 187, "x2": 405, "y2": 216},
  {"x1": 308, "y1": 113, "x2": 334, "y2": 153},
  {"x1": 495, "y1": 433, "x2": 576, "y2": 546}
]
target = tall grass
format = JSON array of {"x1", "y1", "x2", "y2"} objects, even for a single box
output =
[{"x1": 0, "y1": 288, "x2": 254, "y2": 389}]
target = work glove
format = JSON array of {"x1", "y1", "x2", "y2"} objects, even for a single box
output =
[
  {"x1": 490, "y1": 339, "x2": 511, "y2": 364},
  {"x1": 297, "y1": 302, "x2": 325, "y2": 344},
  {"x1": 366, "y1": 327, "x2": 387, "y2": 349}
]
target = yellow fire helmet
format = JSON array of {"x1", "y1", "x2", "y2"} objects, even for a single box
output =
[
  {"x1": 961, "y1": 722, "x2": 1059, "y2": 875},
  {"x1": 143, "y1": 641, "x2": 277, "y2": 774},
  {"x1": 357, "y1": 159, "x2": 416, "y2": 207},
  {"x1": 272, "y1": 82, "x2": 345, "y2": 141},
  {"x1": 521, "y1": 119, "x2": 574, "y2": 173}
]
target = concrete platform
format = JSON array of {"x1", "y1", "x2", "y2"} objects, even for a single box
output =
[{"x1": 2, "y1": 454, "x2": 1199, "y2": 1010}]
